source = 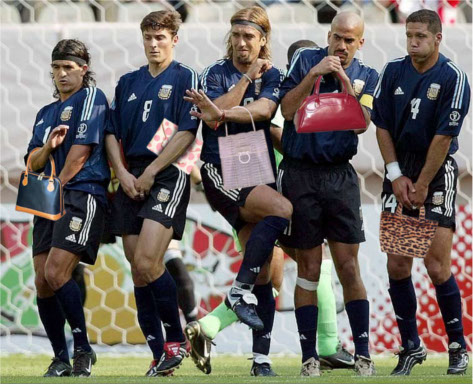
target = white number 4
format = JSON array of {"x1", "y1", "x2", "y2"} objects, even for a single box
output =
[
  {"x1": 382, "y1": 194, "x2": 397, "y2": 213},
  {"x1": 410, "y1": 98, "x2": 421, "y2": 120}
]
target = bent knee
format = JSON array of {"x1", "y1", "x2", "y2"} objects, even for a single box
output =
[
  {"x1": 425, "y1": 260, "x2": 450, "y2": 285},
  {"x1": 44, "y1": 267, "x2": 68, "y2": 291},
  {"x1": 35, "y1": 273, "x2": 54, "y2": 297}
]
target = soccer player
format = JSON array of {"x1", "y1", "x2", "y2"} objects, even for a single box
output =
[
  {"x1": 183, "y1": 5, "x2": 292, "y2": 376},
  {"x1": 26, "y1": 39, "x2": 110, "y2": 377},
  {"x1": 372, "y1": 9, "x2": 470, "y2": 376},
  {"x1": 184, "y1": 39, "x2": 354, "y2": 376},
  {"x1": 279, "y1": 12, "x2": 378, "y2": 376},
  {"x1": 105, "y1": 10, "x2": 199, "y2": 376}
]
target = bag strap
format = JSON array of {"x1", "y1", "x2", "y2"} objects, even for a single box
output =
[
  {"x1": 314, "y1": 72, "x2": 349, "y2": 97},
  {"x1": 395, "y1": 203, "x2": 427, "y2": 220},
  {"x1": 25, "y1": 147, "x2": 57, "y2": 179}
]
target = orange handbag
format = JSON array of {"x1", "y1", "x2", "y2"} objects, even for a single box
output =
[
  {"x1": 294, "y1": 73, "x2": 366, "y2": 133},
  {"x1": 16, "y1": 148, "x2": 65, "y2": 220}
]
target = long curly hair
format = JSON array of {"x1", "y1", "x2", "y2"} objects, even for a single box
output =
[{"x1": 51, "y1": 39, "x2": 95, "y2": 99}]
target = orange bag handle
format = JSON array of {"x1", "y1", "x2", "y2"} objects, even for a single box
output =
[{"x1": 23, "y1": 147, "x2": 57, "y2": 191}]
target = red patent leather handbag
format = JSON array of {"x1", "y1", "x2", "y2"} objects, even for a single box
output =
[{"x1": 294, "y1": 73, "x2": 367, "y2": 133}]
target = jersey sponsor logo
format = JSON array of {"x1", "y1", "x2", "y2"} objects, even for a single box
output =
[
  {"x1": 157, "y1": 188, "x2": 170, "y2": 203},
  {"x1": 353, "y1": 79, "x2": 365, "y2": 97},
  {"x1": 65, "y1": 234, "x2": 77, "y2": 243},
  {"x1": 69, "y1": 216, "x2": 83, "y2": 232},
  {"x1": 427, "y1": 83, "x2": 441, "y2": 100},
  {"x1": 431, "y1": 206, "x2": 443, "y2": 215},
  {"x1": 449, "y1": 111, "x2": 461, "y2": 127},
  {"x1": 76, "y1": 123, "x2": 88, "y2": 139},
  {"x1": 394, "y1": 87, "x2": 404, "y2": 95},
  {"x1": 432, "y1": 191, "x2": 444, "y2": 206},
  {"x1": 127, "y1": 93, "x2": 137, "y2": 102},
  {"x1": 158, "y1": 85, "x2": 172, "y2": 100},
  {"x1": 35, "y1": 118, "x2": 44, "y2": 126},
  {"x1": 152, "y1": 204, "x2": 163, "y2": 213},
  {"x1": 72, "y1": 327, "x2": 82, "y2": 333},
  {"x1": 60, "y1": 106, "x2": 73, "y2": 121}
]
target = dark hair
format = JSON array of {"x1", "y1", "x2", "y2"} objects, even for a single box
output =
[
  {"x1": 406, "y1": 9, "x2": 442, "y2": 34},
  {"x1": 287, "y1": 40, "x2": 318, "y2": 64},
  {"x1": 51, "y1": 39, "x2": 95, "y2": 99},
  {"x1": 140, "y1": 10, "x2": 182, "y2": 35}
]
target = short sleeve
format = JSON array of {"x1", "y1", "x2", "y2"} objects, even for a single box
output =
[
  {"x1": 371, "y1": 63, "x2": 394, "y2": 131},
  {"x1": 259, "y1": 68, "x2": 284, "y2": 104},
  {"x1": 177, "y1": 66, "x2": 199, "y2": 133},
  {"x1": 359, "y1": 68, "x2": 379, "y2": 112},
  {"x1": 200, "y1": 64, "x2": 225, "y2": 101},
  {"x1": 25, "y1": 110, "x2": 46, "y2": 164},
  {"x1": 73, "y1": 88, "x2": 108, "y2": 145},
  {"x1": 435, "y1": 64, "x2": 470, "y2": 136},
  {"x1": 279, "y1": 48, "x2": 308, "y2": 100}
]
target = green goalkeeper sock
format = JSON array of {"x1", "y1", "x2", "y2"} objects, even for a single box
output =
[
  {"x1": 199, "y1": 287, "x2": 280, "y2": 340},
  {"x1": 317, "y1": 259, "x2": 339, "y2": 356},
  {"x1": 199, "y1": 301, "x2": 238, "y2": 340}
]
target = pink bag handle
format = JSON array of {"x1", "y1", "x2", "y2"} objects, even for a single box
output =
[
  {"x1": 224, "y1": 106, "x2": 256, "y2": 136},
  {"x1": 313, "y1": 72, "x2": 349, "y2": 100}
]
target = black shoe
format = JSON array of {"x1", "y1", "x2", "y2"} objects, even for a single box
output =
[
  {"x1": 250, "y1": 362, "x2": 277, "y2": 376},
  {"x1": 391, "y1": 345, "x2": 426, "y2": 376},
  {"x1": 447, "y1": 342, "x2": 469, "y2": 375},
  {"x1": 227, "y1": 293, "x2": 263, "y2": 331},
  {"x1": 153, "y1": 340, "x2": 190, "y2": 375},
  {"x1": 185, "y1": 321, "x2": 213, "y2": 374},
  {"x1": 72, "y1": 348, "x2": 97, "y2": 377},
  {"x1": 145, "y1": 359, "x2": 174, "y2": 377},
  {"x1": 43, "y1": 358, "x2": 72, "y2": 377},
  {"x1": 319, "y1": 342, "x2": 355, "y2": 370}
]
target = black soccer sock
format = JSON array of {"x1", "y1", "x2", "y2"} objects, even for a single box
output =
[
  {"x1": 252, "y1": 283, "x2": 276, "y2": 358},
  {"x1": 295, "y1": 305, "x2": 318, "y2": 362},
  {"x1": 71, "y1": 264, "x2": 86, "y2": 305},
  {"x1": 166, "y1": 258, "x2": 198, "y2": 323},
  {"x1": 389, "y1": 276, "x2": 420, "y2": 350},
  {"x1": 54, "y1": 279, "x2": 91, "y2": 352},
  {"x1": 37, "y1": 296, "x2": 69, "y2": 364},
  {"x1": 236, "y1": 216, "x2": 289, "y2": 285},
  {"x1": 435, "y1": 274, "x2": 466, "y2": 348},
  {"x1": 134, "y1": 286, "x2": 164, "y2": 359},
  {"x1": 346, "y1": 299, "x2": 370, "y2": 358},
  {"x1": 148, "y1": 270, "x2": 185, "y2": 343}
]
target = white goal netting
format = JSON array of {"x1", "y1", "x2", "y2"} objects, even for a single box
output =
[{"x1": 1, "y1": 0, "x2": 471, "y2": 356}]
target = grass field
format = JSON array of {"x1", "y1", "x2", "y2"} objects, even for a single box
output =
[{"x1": 1, "y1": 354, "x2": 472, "y2": 384}]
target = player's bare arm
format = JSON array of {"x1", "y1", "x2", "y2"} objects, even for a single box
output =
[
  {"x1": 212, "y1": 59, "x2": 272, "y2": 111},
  {"x1": 57, "y1": 144, "x2": 92, "y2": 186},
  {"x1": 281, "y1": 56, "x2": 341, "y2": 121},
  {"x1": 376, "y1": 126, "x2": 415, "y2": 209},
  {"x1": 135, "y1": 130, "x2": 195, "y2": 195},
  {"x1": 29, "y1": 125, "x2": 69, "y2": 171},
  {"x1": 186, "y1": 89, "x2": 276, "y2": 126},
  {"x1": 105, "y1": 134, "x2": 139, "y2": 200},
  {"x1": 409, "y1": 135, "x2": 453, "y2": 208}
]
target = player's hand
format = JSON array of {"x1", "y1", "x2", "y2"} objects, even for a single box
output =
[
  {"x1": 45, "y1": 125, "x2": 69, "y2": 150},
  {"x1": 134, "y1": 168, "x2": 155, "y2": 198},
  {"x1": 409, "y1": 182, "x2": 429, "y2": 210},
  {"x1": 185, "y1": 89, "x2": 222, "y2": 125},
  {"x1": 392, "y1": 176, "x2": 416, "y2": 210},
  {"x1": 310, "y1": 56, "x2": 342, "y2": 77},
  {"x1": 117, "y1": 169, "x2": 141, "y2": 200},
  {"x1": 245, "y1": 59, "x2": 272, "y2": 81}
]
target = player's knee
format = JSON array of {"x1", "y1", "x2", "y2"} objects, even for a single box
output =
[
  {"x1": 44, "y1": 266, "x2": 68, "y2": 291},
  {"x1": 274, "y1": 198, "x2": 293, "y2": 220},
  {"x1": 134, "y1": 256, "x2": 164, "y2": 283},
  {"x1": 336, "y1": 258, "x2": 359, "y2": 286},
  {"x1": 297, "y1": 260, "x2": 320, "y2": 282},
  {"x1": 425, "y1": 258, "x2": 450, "y2": 285},
  {"x1": 35, "y1": 273, "x2": 53, "y2": 297},
  {"x1": 387, "y1": 255, "x2": 412, "y2": 280}
]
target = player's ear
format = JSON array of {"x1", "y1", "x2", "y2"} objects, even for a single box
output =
[
  {"x1": 260, "y1": 35, "x2": 266, "y2": 47},
  {"x1": 172, "y1": 34, "x2": 179, "y2": 47},
  {"x1": 80, "y1": 64, "x2": 88, "y2": 76},
  {"x1": 327, "y1": 31, "x2": 331, "y2": 44},
  {"x1": 435, "y1": 32, "x2": 442, "y2": 45},
  {"x1": 358, "y1": 37, "x2": 365, "y2": 49}
]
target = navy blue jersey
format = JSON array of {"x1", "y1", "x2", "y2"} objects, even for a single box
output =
[
  {"x1": 107, "y1": 61, "x2": 199, "y2": 161},
  {"x1": 27, "y1": 87, "x2": 110, "y2": 202},
  {"x1": 280, "y1": 47, "x2": 379, "y2": 164},
  {"x1": 199, "y1": 59, "x2": 284, "y2": 166},
  {"x1": 372, "y1": 54, "x2": 470, "y2": 161}
]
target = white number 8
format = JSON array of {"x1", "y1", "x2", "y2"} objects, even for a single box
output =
[{"x1": 143, "y1": 100, "x2": 152, "y2": 122}]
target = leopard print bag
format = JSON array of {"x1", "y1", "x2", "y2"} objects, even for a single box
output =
[{"x1": 380, "y1": 204, "x2": 438, "y2": 258}]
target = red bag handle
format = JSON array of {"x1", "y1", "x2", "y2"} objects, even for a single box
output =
[{"x1": 313, "y1": 72, "x2": 349, "y2": 99}]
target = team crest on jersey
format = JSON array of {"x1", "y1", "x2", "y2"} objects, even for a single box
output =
[
  {"x1": 158, "y1": 85, "x2": 173, "y2": 100},
  {"x1": 432, "y1": 192, "x2": 444, "y2": 206},
  {"x1": 427, "y1": 83, "x2": 441, "y2": 100},
  {"x1": 69, "y1": 216, "x2": 83, "y2": 232},
  {"x1": 157, "y1": 188, "x2": 171, "y2": 202},
  {"x1": 352, "y1": 79, "x2": 365, "y2": 97},
  {"x1": 60, "y1": 106, "x2": 73, "y2": 121}
]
